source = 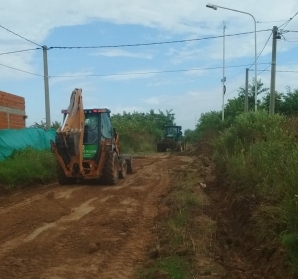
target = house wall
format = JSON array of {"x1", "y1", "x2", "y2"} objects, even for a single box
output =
[{"x1": 0, "y1": 90, "x2": 26, "y2": 129}]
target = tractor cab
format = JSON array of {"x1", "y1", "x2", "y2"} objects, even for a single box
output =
[
  {"x1": 165, "y1": 125, "x2": 183, "y2": 142},
  {"x1": 62, "y1": 108, "x2": 113, "y2": 160}
]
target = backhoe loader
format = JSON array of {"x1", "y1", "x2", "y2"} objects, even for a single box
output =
[{"x1": 51, "y1": 88, "x2": 132, "y2": 185}]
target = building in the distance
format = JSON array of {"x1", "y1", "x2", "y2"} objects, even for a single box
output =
[{"x1": 0, "y1": 90, "x2": 27, "y2": 129}]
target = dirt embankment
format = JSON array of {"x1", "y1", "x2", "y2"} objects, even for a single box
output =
[
  {"x1": 182, "y1": 142, "x2": 292, "y2": 279},
  {"x1": 0, "y1": 145, "x2": 292, "y2": 279}
]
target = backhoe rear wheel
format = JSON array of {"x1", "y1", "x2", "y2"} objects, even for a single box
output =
[
  {"x1": 101, "y1": 151, "x2": 119, "y2": 185},
  {"x1": 56, "y1": 162, "x2": 76, "y2": 185}
]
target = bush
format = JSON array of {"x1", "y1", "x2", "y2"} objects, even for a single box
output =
[
  {"x1": 213, "y1": 111, "x2": 298, "y2": 272},
  {"x1": 0, "y1": 148, "x2": 56, "y2": 188}
]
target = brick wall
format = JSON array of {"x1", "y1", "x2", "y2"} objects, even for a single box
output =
[{"x1": 0, "y1": 90, "x2": 26, "y2": 129}]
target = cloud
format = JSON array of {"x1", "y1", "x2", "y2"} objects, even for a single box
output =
[
  {"x1": 49, "y1": 70, "x2": 94, "y2": 86},
  {"x1": 143, "y1": 96, "x2": 165, "y2": 105},
  {"x1": 111, "y1": 105, "x2": 144, "y2": 115},
  {"x1": 102, "y1": 69, "x2": 157, "y2": 81},
  {"x1": 92, "y1": 49, "x2": 153, "y2": 59}
]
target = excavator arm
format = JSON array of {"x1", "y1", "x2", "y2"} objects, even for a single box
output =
[{"x1": 51, "y1": 88, "x2": 85, "y2": 176}]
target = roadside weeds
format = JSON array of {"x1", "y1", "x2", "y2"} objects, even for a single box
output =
[{"x1": 136, "y1": 155, "x2": 225, "y2": 279}]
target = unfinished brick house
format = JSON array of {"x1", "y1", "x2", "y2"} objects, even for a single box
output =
[{"x1": 0, "y1": 90, "x2": 27, "y2": 129}]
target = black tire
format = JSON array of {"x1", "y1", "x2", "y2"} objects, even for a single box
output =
[
  {"x1": 157, "y1": 143, "x2": 162, "y2": 152},
  {"x1": 119, "y1": 160, "x2": 127, "y2": 179},
  {"x1": 101, "y1": 151, "x2": 119, "y2": 185},
  {"x1": 176, "y1": 142, "x2": 183, "y2": 152},
  {"x1": 126, "y1": 157, "x2": 133, "y2": 174},
  {"x1": 56, "y1": 162, "x2": 76, "y2": 185}
]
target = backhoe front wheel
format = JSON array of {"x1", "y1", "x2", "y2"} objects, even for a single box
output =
[{"x1": 102, "y1": 151, "x2": 119, "y2": 185}]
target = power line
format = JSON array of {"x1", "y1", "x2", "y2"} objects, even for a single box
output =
[
  {"x1": 225, "y1": 65, "x2": 271, "y2": 96},
  {"x1": 0, "y1": 48, "x2": 41, "y2": 56},
  {"x1": 1, "y1": 60, "x2": 295, "y2": 80},
  {"x1": 0, "y1": 61, "x2": 271, "y2": 78},
  {"x1": 228, "y1": 33, "x2": 273, "y2": 80},
  {"x1": 279, "y1": 12, "x2": 298, "y2": 30},
  {"x1": 257, "y1": 19, "x2": 289, "y2": 24},
  {"x1": 49, "y1": 63, "x2": 271, "y2": 78},
  {"x1": 258, "y1": 64, "x2": 271, "y2": 75},
  {"x1": 248, "y1": 33, "x2": 272, "y2": 69},
  {"x1": 48, "y1": 29, "x2": 271, "y2": 49},
  {"x1": 0, "y1": 24, "x2": 43, "y2": 47},
  {"x1": 0, "y1": 63, "x2": 43, "y2": 77},
  {"x1": 283, "y1": 38, "x2": 298, "y2": 42}
]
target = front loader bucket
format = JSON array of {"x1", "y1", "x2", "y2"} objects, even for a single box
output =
[{"x1": 55, "y1": 131, "x2": 82, "y2": 166}]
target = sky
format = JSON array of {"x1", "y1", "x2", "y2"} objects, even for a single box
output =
[{"x1": 0, "y1": 0, "x2": 298, "y2": 131}]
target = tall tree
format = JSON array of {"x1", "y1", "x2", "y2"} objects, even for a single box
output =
[{"x1": 225, "y1": 78, "x2": 269, "y2": 120}]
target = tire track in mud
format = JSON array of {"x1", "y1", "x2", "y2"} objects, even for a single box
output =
[
  {"x1": 0, "y1": 186, "x2": 83, "y2": 215},
  {"x1": 0, "y1": 155, "x2": 175, "y2": 279},
  {"x1": 98, "y1": 161, "x2": 169, "y2": 279},
  {"x1": 37, "y1": 160, "x2": 165, "y2": 279}
]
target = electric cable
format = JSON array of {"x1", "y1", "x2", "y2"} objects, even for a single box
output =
[
  {"x1": 0, "y1": 24, "x2": 43, "y2": 47},
  {"x1": 49, "y1": 62, "x2": 271, "y2": 78},
  {"x1": 48, "y1": 29, "x2": 271, "y2": 49},
  {"x1": 0, "y1": 48, "x2": 41, "y2": 56},
  {"x1": 227, "y1": 32, "x2": 272, "y2": 80},
  {"x1": 0, "y1": 62, "x2": 43, "y2": 77}
]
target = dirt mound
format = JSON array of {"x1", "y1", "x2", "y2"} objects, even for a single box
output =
[{"x1": 181, "y1": 141, "x2": 213, "y2": 156}]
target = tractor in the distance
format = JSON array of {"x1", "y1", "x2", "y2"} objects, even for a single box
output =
[{"x1": 156, "y1": 125, "x2": 185, "y2": 152}]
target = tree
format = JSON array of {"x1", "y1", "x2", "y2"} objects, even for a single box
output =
[
  {"x1": 280, "y1": 88, "x2": 298, "y2": 116},
  {"x1": 259, "y1": 91, "x2": 284, "y2": 113},
  {"x1": 30, "y1": 120, "x2": 61, "y2": 130},
  {"x1": 224, "y1": 78, "x2": 269, "y2": 121}
]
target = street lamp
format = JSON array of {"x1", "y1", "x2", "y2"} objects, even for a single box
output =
[{"x1": 206, "y1": 3, "x2": 258, "y2": 112}]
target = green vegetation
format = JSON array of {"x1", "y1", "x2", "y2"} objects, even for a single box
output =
[
  {"x1": 111, "y1": 109, "x2": 175, "y2": 153},
  {"x1": 0, "y1": 148, "x2": 56, "y2": 189},
  {"x1": 183, "y1": 79, "x2": 298, "y2": 273},
  {"x1": 185, "y1": 79, "x2": 298, "y2": 144},
  {"x1": 137, "y1": 173, "x2": 211, "y2": 279},
  {"x1": 212, "y1": 111, "x2": 298, "y2": 273},
  {"x1": 0, "y1": 109, "x2": 175, "y2": 189},
  {"x1": 30, "y1": 120, "x2": 61, "y2": 130}
]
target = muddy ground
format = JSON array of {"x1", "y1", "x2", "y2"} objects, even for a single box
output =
[{"x1": 0, "y1": 148, "x2": 291, "y2": 279}]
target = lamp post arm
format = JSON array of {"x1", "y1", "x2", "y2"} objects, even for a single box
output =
[{"x1": 211, "y1": 5, "x2": 258, "y2": 111}]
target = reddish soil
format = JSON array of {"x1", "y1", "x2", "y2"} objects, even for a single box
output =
[
  {"x1": 0, "y1": 147, "x2": 292, "y2": 279},
  {"x1": 0, "y1": 154, "x2": 182, "y2": 279}
]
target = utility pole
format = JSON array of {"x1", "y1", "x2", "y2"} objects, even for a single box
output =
[
  {"x1": 221, "y1": 21, "x2": 226, "y2": 121},
  {"x1": 245, "y1": 68, "x2": 249, "y2": 113},
  {"x1": 269, "y1": 26, "x2": 278, "y2": 114},
  {"x1": 43, "y1": 45, "x2": 51, "y2": 130}
]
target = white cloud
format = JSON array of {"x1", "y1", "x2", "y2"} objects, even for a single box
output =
[
  {"x1": 102, "y1": 69, "x2": 157, "y2": 81},
  {"x1": 143, "y1": 96, "x2": 165, "y2": 105},
  {"x1": 92, "y1": 49, "x2": 153, "y2": 59},
  {"x1": 2, "y1": 0, "x2": 298, "y2": 131},
  {"x1": 49, "y1": 71, "x2": 94, "y2": 86}
]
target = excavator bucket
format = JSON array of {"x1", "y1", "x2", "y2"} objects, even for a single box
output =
[{"x1": 53, "y1": 88, "x2": 85, "y2": 176}]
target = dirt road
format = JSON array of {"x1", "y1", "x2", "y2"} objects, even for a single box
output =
[{"x1": 0, "y1": 153, "x2": 190, "y2": 279}]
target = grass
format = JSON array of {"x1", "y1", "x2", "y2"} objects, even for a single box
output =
[
  {"x1": 136, "y1": 172, "x2": 212, "y2": 279},
  {"x1": 138, "y1": 255, "x2": 191, "y2": 279},
  {"x1": 0, "y1": 147, "x2": 56, "y2": 189},
  {"x1": 213, "y1": 111, "x2": 298, "y2": 274}
]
